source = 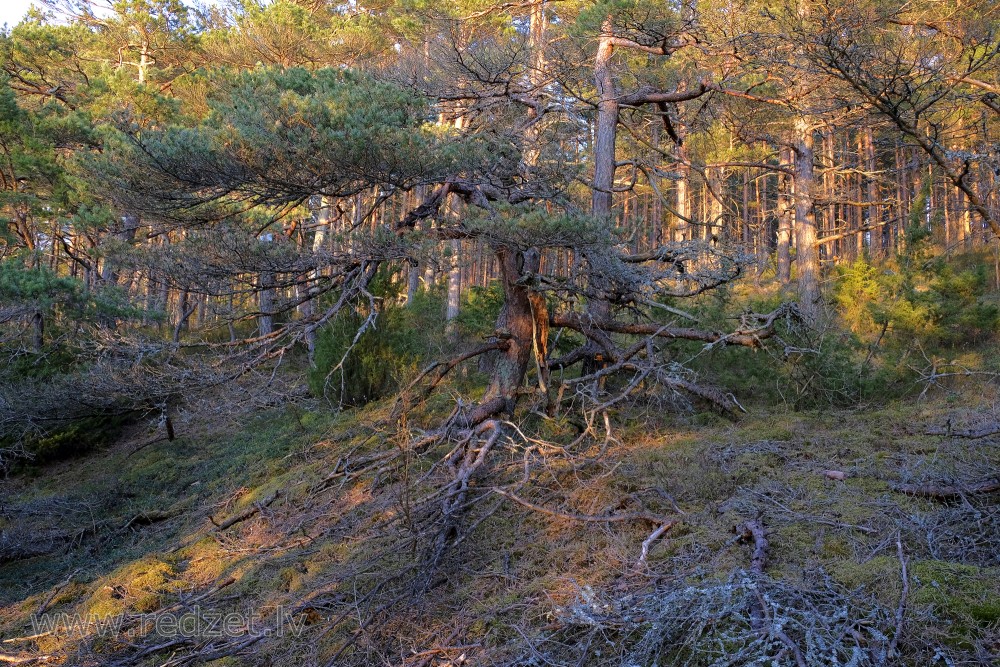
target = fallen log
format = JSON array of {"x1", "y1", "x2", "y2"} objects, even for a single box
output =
[
  {"x1": 892, "y1": 478, "x2": 1000, "y2": 500},
  {"x1": 210, "y1": 490, "x2": 280, "y2": 531},
  {"x1": 121, "y1": 509, "x2": 181, "y2": 531},
  {"x1": 925, "y1": 423, "x2": 1000, "y2": 438},
  {"x1": 737, "y1": 519, "x2": 769, "y2": 575}
]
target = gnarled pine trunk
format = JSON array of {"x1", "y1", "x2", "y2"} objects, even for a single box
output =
[{"x1": 469, "y1": 247, "x2": 545, "y2": 424}]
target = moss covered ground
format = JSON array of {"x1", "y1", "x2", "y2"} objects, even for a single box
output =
[{"x1": 0, "y1": 386, "x2": 997, "y2": 666}]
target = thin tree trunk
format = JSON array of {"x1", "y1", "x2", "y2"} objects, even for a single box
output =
[
  {"x1": 777, "y1": 145, "x2": 793, "y2": 283},
  {"x1": 32, "y1": 310, "x2": 43, "y2": 352},
  {"x1": 446, "y1": 239, "x2": 461, "y2": 330},
  {"x1": 258, "y1": 272, "x2": 275, "y2": 337},
  {"x1": 675, "y1": 157, "x2": 691, "y2": 242},
  {"x1": 708, "y1": 166, "x2": 724, "y2": 244}
]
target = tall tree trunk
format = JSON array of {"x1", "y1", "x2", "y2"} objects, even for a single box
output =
[
  {"x1": 822, "y1": 129, "x2": 836, "y2": 260},
  {"x1": 446, "y1": 238, "x2": 462, "y2": 331},
  {"x1": 582, "y1": 18, "x2": 617, "y2": 373},
  {"x1": 707, "y1": 166, "x2": 724, "y2": 244},
  {"x1": 675, "y1": 156, "x2": 691, "y2": 242},
  {"x1": 473, "y1": 0, "x2": 550, "y2": 418},
  {"x1": 444, "y1": 114, "x2": 467, "y2": 331},
  {"x1": 777, "y1": 145, "x2": 793, "y2": 283},
  {"x1": 591, "y1": 19, "x2": 617, "y2": 223},
  {"x1": 793, "y1": 118, "x2": 821, "y2": 319},
  {"x1": 173, "y1": 289, "x2": 195, "y2": 343},
  {"x1": 406, "y1": 190, "x2": 423, "y2": 305},
  {"x1": 258, "y1": 272, "x2": 275, "y2": 337},
  {"x1": 862, "y1": 128, "x2": 878, "y2": 255}
]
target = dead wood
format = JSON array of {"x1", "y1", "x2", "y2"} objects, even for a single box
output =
[
  {"x1": 0, "y1": 654, "x2": 53, "y2": 664},
  {"x1": 635, "y1": 521, "x2": 676, "y2": 567},
  {"x1": 494, "y1": 488, "x2": 671, "y2": 525},
  {"x1": 737, "y1": 519, "x2": 769, "y2": 575},
  {"x1": 0, "y1": 533, "x2": 62, "y2": 565},
  {"x1": 36, "y1": 569, "x2": 80, "y2": 616},
  {"x1": 1, "y1": 634, "x2": 52, "y2": 646},
  {"x1": 891, "y1": 478, "x2": 1000, "y2": 500},
  {"x1": 925, "y1": 423, "x2": 1000, "y2": 438},
  {"x1": 737, "y1": 519, "x2": 806, "y2": 667},
  {"x1": 210, "y1": 490, "x2": 280, "y2": 531},
  {"x1": 121, "y1": 508, "x2": 181, "y2": 530},
  {"x1": 124, "y1": 435, "x2": 169, "y2": 460}
]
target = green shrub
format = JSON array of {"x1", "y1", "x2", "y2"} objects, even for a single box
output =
[
  {"x1": 307, "y1": 280, "x2": 446, "y2": 406},
  {"x1": 832, "y1": 231, "x2": 1000, "y2": 352},
  {"x1": 454, "y1": 282, "x2": 504, "y2": 339},
  {"x1": 16, "y1": 414, "x2": 128, "y2": 466}
]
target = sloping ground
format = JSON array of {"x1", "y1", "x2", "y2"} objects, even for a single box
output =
[{"x1": 0, "y1": 391, "x2": 997, "y2": 666}]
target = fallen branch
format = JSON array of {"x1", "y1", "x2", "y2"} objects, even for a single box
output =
[
  {"x1": 0, "y1": 654, "x2": 52, "y2": 664},
  {"x1": 210, "y1": 490, "x2": 280, "y2": 531},
  {"x1": 925, "y1": 423, "x2": 1000, "y2": 438},
  {"x1": 121, "y1": 509, "x2": 181, "y2": 530},
  {"x1": 404, "y1": 644, "x2": 481, "y2": 667},
  {"x1": 0, "y1": 540, "x2": 59, "y2": 565},
  {"x1": 635, "y1": 521, "x2": 676, "y2": 567},
  {"x1": 891, "y1": 478, "x2": 1000, "y2": 500},
  {"x1": 36, "y1": 568, "x2": 80, "y2": 616},
  {"x1": 124, "y1": 435, "x2": 169, "y2": 460},
  {"x1": 737, "y1": 519, "x2": 806, "y2": 667},
  {"x1": 494, "y1": 488, "x2": 668, "y2": 524},
  {"x1": 1, "y1": 634, "x2": 51, "y2": 646},
  {"x1": 738, "y1": 519, "x2": 769, "y2": 575}
]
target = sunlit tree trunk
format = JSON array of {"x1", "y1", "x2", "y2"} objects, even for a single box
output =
[
  {"x1": 469, "y1": 248, "x2": 545, "y2": 423},
  {"x1": 707, "y1": 166, "x2": 724, "y2": 244},
  {"x1": 675, "y1": 155, "x2": 691, "y2": 242},
  {"x1": 793, "y1": 118, "x2": 820, "y2": 319},
  {"x1": 444, "y1": 113, "x2": 466, "y2": 331},
  {"x1": 446, "y1": 238, "x2": 461, "y2": 329},
  {"x1": 777, "y1": 145, "x2": 793, "y2": 283}
]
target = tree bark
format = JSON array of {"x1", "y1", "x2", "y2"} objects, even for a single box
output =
[
  {"x1": 258, "y1": 272, "x2": 275, "y2": 336},
  {"x1": 793, "y1": 118, "x2": 821, "y2": 319},
  {"x1": 582, "y1": 18, "x2": 618, "y2": 372},
  {"x1": 675, "y1": 154, "x2": 691, "y2": 242},
  {"x1": 469, "y1": 247, "x2": 543, "y2": 424},
  {"x1": 31, "y1": 309, "x2": 43, "y2": 352},
  {"x1": 446, "y1": 238, "x2": 461, "y2": 330},
  {"x1": 592, "y1": 19, "x2": 617, "y2": 221},
  {"x1": 777, "y1": 145, "x2": 793, "y2": 283}
]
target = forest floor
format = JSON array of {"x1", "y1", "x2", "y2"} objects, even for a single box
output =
[{"x1": 0, "y1": 381, "x2": 998, "y2": 666}]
